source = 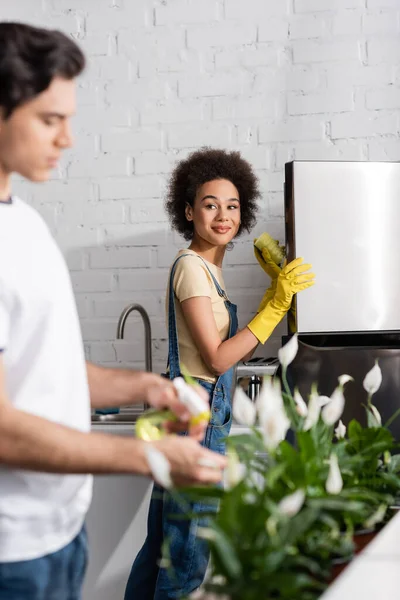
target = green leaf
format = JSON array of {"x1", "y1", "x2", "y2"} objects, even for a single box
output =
[{"x1": 208, "y1": 523, "x2": 243, "y2": 579}]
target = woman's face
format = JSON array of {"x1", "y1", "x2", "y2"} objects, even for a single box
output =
[{"x1": 186, "y1": 178, "x2": 241, "y2": 247}]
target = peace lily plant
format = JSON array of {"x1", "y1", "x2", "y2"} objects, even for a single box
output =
[{"x1": 146, "y1": 335, "x2": 400, "y2": 600}]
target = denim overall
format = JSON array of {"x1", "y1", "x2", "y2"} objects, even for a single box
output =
[{"x1": 125, "y1": 254, "x2": 238, "y2": 600}]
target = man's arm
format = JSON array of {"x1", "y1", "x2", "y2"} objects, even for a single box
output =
[
  {"x1": 87, "y1": 362, "x2": 165, "y2": 408},
  {"x1": 0, "y1": 358, "x2": 225, "y2": 483}
]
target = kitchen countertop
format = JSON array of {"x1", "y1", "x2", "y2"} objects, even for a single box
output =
[{"x1": 321, "y1": 511, "x2": 400, "y2": 599}]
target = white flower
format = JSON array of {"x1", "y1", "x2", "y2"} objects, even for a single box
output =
[
  {"x1": 334, "y1": 420, "x2": 346, "y2": 440},
  {"x1": 369, "y1": 404, "x2": 382, "y2": 426},
  {"x1": 145, "y1": 446, "x2": 172, "y2": 489},
  {"x1": 278, "y1": 333, "x2": 298, "y2": 368},
  {"x1": 225, "y1": 449, "x2": 246, "y2": 490},
  {"x1": 294, "y1": 389, "x2": 308, "y2": 417},
  {"x1": 257, "y1": 377, "x2": 290, "y2": 451},
  {"x1": 303, "y1": 390, "x2": 321, "y2": 431},
  {"x1": 363, "y1": 362, "x2": 382, "y2": 396},
  {"x1": 318, "y1": 395, "x2": 331, "y2": 407},
  {"x1": 326, "y1": 453, "x2": 343, "y2": 495},
  {"x1": 322, "y1": 387, "x2": 345, "y2": 426},
  {"x1": 233, "y1": 386, "x2": 257, "y2": 426},
  {"x1": 278, "y1": 489, "x2": 305, "y2": 517},
  {"x1": 338, "y1": 374, "x2": 353, "y2": 386}
]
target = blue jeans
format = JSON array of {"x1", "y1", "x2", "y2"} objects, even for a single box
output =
[
  {"x1": 0, "y1": 527, "x2": 88, "y2": 600},
  {"x1": 125, "y1": 380, "x2": 232, "y2": 600}
]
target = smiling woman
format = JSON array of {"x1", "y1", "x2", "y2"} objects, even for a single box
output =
[{"x1": 125, "y1": 148, "x2": 315, "y2": 599}]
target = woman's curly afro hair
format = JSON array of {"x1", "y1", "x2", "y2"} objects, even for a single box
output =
[{"x1": 165, "y1": 147, "x2": 260, "y2": 241}]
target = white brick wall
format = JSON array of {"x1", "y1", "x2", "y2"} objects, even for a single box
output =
[{"x1": 4, "y1": 0, "x2": 400, "y2": 370}]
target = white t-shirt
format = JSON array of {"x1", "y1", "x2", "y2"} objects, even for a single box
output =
[{"x1": 0, "y1": 197, "x2": 92, "y2": 562}]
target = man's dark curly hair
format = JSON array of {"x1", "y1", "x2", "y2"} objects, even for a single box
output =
[
  {"x1": 165, "y1": 148, "x2": 260, "y2": 241},
  {"x1": 0, "y1": 22, "x2": 85, "y2": 119}
]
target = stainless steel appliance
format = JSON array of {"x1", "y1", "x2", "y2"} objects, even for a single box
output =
[
  {"x1": 285, "y1": 160, "x2": 400, "y2": 335},
  {"x1": 284, "y1": 161, "x2": 400, "y2": 438}
]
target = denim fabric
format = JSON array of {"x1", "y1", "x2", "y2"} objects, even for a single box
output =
[
  {"x1": 125, "y1": 254, "x2": 238, "y2": 600},
  {"x1": 0, "y1": 527, "x2": 88, "y2": 600}
]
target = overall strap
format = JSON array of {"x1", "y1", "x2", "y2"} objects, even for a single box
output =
[{"x1": 167, "y1": 254, "x2": 190, "y2": 379}]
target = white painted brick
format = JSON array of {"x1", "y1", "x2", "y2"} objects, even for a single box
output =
[
  {"x1": 81, "y1": 320, "x2": 119, "y2": 342},
  {"x1": 86, "y1": 2, "x2": 150, "y2": 30},
  {"x1": 92, "y1": 56, "x2": 132, "y2": 81},
  {"x1": 224, "y1": 266, "x2": 266, "y2": 289},
  {"x1": 213, "y1": 96, "x2": 276, "y2": 120},
  {"x1": 367, "y1": 39, "x2": 400, "y2": 64},
  {"x1": 156, "y1": 245, "x2": 182, "y2": 268},
  {"x1": 332, "y1": 11, "x2": 362, "y2": 35},
  {"x1": 118, "y1": 269, "x2": 169, "y2": 292},
  {"x1": 178, "y1": 72, "x2": 253, "y2": 98},
  {"x1": 292, "y1": 40, "x2": 360, "y2": 63},
  {"x1": 235, "y1": 146, "x2": 272, "y2": 170},
  {"x1": 63, "y1": 200, "x2": 125, "y2": 226},
  {"x1": 29, "y1": 181, "x2": 95, "y2": 204},
  {"x1": 90, "y1": 343, "x2": 117, "y2": 363},
  {"x1": 225, "y1": 0, "x2": 291, "y2": 19},
  {"x1": 295, "y1": 0, "x2": 363, "y2": 11},
  {"x1": 366, "y1": 87, "x2": 400, "y2": 109},
  {"x1": 167, "y1": 123, "x2": 234, "y2": 149},
  {"x1": 89, "y1": 247, "x2": 152, "y2": 269},
  {"x1": 68, "y1": 155, "x2": 130, "y2": 178},
  {"x1": 57, "y1": 226, "x2": 101, "y2": 251},
  {"x1": 288, "y1": 91, "x2": 354, "y2": 115},
  {"x1": 224, "y1": 242, "x2": 258, "y2": 266},
  {"x1": 363, "y1": 11, "x2": 398, "y2": 34},
  {"x1": 93, "y1": 294, "x2": 160, "y2": 318},
  {"x1": 128, "y1": 198, "x2": 169, "y2": 223},
  {"x1": 106, "y1": 78, "x2": 177, "y2": 105},
  {"x1": 66, "y1": 251, "x2": 86, "y2": 271},
  {"x1": 79, "y1": 32, "x2": 113, "y2": 56},
  {"x1": 155, "y1": 0, "x2": 219, "y2": 25},
  {"x1": 253, "y1": 68, "x2": 320, "y2": 94},
  {"x1": 139, "y1": 48, "x2": 214, "y2": 78},
  {"x1": 76, "y1": 83, "x2": 101, "y2": 107},
  {"x1": 104, "y1": 223, "x2": 169, "y2": 246},
  {"x1": 118, "y1": 27, "x2": 185, "y2": 58},
  {"x1": 141, "y1": 100, "x2": 206, "y2": 125},
  {"x1": 134, "y1": 151, "x2": 174, "y2": 175},
  {"x1": 368, "y1": 140, "x2": 400, "y2": 160},
  {"x1": 259, "y1": 117, "x2": 324, "y2": 143},
  {"x1": 98, "y1": 176, "x2": 163, "y2": 200},
  {"x1": 71, "y1": 271, "x2": 115, "y2": 293},
  {"x1": 331, "y1": 112, "x2": 398, "y2": 138},
  {"x1": 324, "y1": 64, "x2": 395, "y2": 88},
  {"x1": 101, "y1": 129, "x2": 163, "y2": 154},
  {"x1": 187, "y1": 22, "x2": 257, "y2": 49},
  {"x1": 73, "y1": 105, "x2": 132, "y2": 133},
  {"x1": 367, "y1": 0, "x2": 400, "y2": 6},
  {"x1": 259, "y1": 19, "x2": 290, "y2": 42},
  {"x1": 215, "y1": 45, "x2": 278, "y2": 69},
  {"x1": 294, "y1": 140, "x2": 365, "y2": 160},
  {"x1": 289, "y1": 15, "x2": 329, "y2": 39},
  {"x1": 268, "y1": 192, "x2": 285, "y2": 218}
]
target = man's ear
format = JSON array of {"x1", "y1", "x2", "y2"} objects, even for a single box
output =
[{"x1": 185, "y1": 202, "x2": 193, "y2": 222}]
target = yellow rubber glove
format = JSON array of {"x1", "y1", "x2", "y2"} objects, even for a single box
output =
[
  {"x1": 254, "y1": 233, "x2": 286, "y2": 312},
  {"x1": 248, "y1": 257, "x2": 315, "y2": 344}
]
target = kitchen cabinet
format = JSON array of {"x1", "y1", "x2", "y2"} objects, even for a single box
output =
[{"x1": 82, "y1": 424, "x2": 152, "y2": 600}]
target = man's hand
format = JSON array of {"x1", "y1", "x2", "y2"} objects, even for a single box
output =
[
  {"x1": 146, "y1": 375, "x2": 210, "y2": 441},
  {"x1": 153, "y1": 436, "x2": 226, "y2": 486}
]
